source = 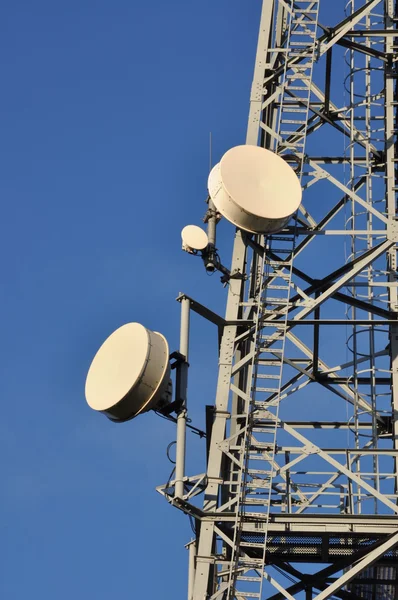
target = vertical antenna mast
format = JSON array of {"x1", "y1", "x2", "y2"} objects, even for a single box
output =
[{"x1": 209, "y1": 131, "x2": 212, "y2": 173}]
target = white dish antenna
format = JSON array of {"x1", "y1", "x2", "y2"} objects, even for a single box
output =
[
  {"x1": 85, "y1": 323, "x2": 171, "y2": 422},
  {"x1": 208, "y1": 145, "x2": 302, "y2": 234},
  {"x1": 181, "y1": 225, "x2": 209, "y2": 253}
]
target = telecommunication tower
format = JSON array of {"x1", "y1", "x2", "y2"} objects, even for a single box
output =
[{"x1": 85, "y1": 1, "x2": 398, "y2": 598}]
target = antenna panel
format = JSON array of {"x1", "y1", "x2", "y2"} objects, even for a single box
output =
[
  {"x1": 208, "y1": 145, "x2": 302, "y2": 234},
  {"x1": 85, "y1": 323, "x2": 170, "y2": 422},
  {"x1": 181, "y1": 225, "x2": 209, "y2": 252}
]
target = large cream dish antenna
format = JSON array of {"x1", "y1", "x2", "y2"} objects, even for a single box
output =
[
  {"x1": 208, "y1": 145, "x2": 302, "y2": 234},
  {"x1": 85, "y1": 323, "x2": 171, "y2": 422},
  {"x1": 181, "y1": 225, "x2": 209, "y2": 253}
]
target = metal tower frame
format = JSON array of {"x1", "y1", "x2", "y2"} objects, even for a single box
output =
[{"x1": 154, "y1": 1, "x2": 398, "y2": 598}]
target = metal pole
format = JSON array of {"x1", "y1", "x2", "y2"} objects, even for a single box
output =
[
  {"x1": 207, "y1": 199, "x2": 217, "y2": 247},
  {"x1": 186, "y1": 539, "x2": 196, "y2": 600},
  {"x1": 175, "y1": 296, "x2": 190, "y2": 499}
]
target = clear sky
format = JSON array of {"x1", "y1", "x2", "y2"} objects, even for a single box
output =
[{"x1": 1, "y1": 1, "x2": 360, "y2": 599}]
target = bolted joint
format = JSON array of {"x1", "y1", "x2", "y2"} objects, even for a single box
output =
[{"x1": 387, "y1": 219, "x2": 398, "y2": 242}]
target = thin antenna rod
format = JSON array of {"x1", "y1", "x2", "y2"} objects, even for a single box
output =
[{"x1": 209, "y1": 132, "x2": 212, "y2": 173}]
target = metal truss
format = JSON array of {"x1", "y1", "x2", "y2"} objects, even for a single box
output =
[{"x1": 158, "y1": 1, "x2": 398, "y2": 599}]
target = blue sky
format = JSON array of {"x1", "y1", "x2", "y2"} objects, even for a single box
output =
[{"x1": 0, "y1": 1, "x2": 372, "y2": 598}]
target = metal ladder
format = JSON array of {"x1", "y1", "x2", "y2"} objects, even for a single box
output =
[
  {"x1": 276, "y1": 0, "x2": 320, "y2": 166},
  {"x1": 225, "y1": 2, "x2": 320, "y2": 598},
  {"x1": 227, "y1": 236, "x2": 296, "y2": 600}
]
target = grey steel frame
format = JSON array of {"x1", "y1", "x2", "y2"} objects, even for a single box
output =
[{"x1": 157, "y1": 1, "x2": 398, "y2": 599}]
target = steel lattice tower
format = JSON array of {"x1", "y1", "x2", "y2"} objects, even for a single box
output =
[{"x1": 154, "y1": 1, "x2": 398, "y2": 598}]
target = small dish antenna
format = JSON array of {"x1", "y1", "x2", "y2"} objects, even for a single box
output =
[
  {"x1": 85, "y1": 323, "x2": 171, "y2": 422},
  {"x1": 208, "y1": 145, "x2": 302, "y2": 234},
  {"x1": 181, "y1": 225, "x2": 209, "y2": 254}
]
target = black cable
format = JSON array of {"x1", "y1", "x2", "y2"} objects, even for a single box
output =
[
  {"x1": 166, "y1": 441, "x2": 176, "y2": 464},
  {"x1": 165, "y1": 466, "x2": 175, "y2": 498},
  {"x1": 188, "y1": 514, "x2": 196, "y2": 535},
  {"x1": 155, "y1": 410, "x2": 177, "y2": 423},
  {"x1": 155, "y1": 410, "x2": 207, "y2": 438}
]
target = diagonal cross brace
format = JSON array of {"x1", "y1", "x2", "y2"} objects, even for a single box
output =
[
  {"x1": 312, "y1": 531, "x2": 398, "y2": 600},
  {"x1": 308, "y1": 161, "x2": 388, "y2": 224},
  {"x1": 292, "y1": 239, "x2": 394, "y2": 321},
  {"x1": 263, "y1": 570, "x2": 296, "y2": 600},
  {"x1": 280, "y1": 419, "x2": 398, "y2": 514},
  {"x1": 255, "y1": 408, "x2": 398, "y2": 514},
  {"x1": 318, "y1": 0, "x2": 383, "y2": 55}
]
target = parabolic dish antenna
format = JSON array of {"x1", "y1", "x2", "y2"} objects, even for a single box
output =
[
  {"x1": 181, "y1": 225, "x2": 209, "y2": 253},
  {"x1": 208, "y1": 145, "x2": 302, "y2": 234},
  {"x1": 85, "y1": 323, "x2": 171, "y2": 422}
]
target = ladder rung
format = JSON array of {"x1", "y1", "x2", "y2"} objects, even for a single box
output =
[
  {"x1": 250, "y1": 441, "x2": 276, "y2": 448},
  {"x1": 292, "y1": 20, "x2": 317, "y2": 26},
  {"x1": 291, "y1": 30, "x2": 316, "y2": 36},
  {"x1": 268, "y1": 259, "x2": 290, "y2": 265},
  {"x1": 278, "y1": 137, "x2": 305, "y2": 144},
  {"x1": 253, "y1": 409, "x2": 278, "y2": 417},
  {"x1": 256, "y1": 374, "x2": 280, "y2": 379},
  {"x1": 286, "y1": 73, "x2": 311, "y2": 80},
  {"x1": 290, "y1": 41, "x2": 314, "y2": 46},
  {"x1": 251, "y1": 428, "x2": 275, "y2": 435},
  {"x1": 280, "y1": 130, "x2": 306, "y2": 136},
  {"x1": 268, "y1": 235, "x2": 295, "y2": 241},
  {"x1": 269, "y1": 248, "x2": 293, "y2": 253},
  {"x1": 239, "y1": 558, "x2": 264, "y2": 567},
  {"x1": 246, "y1": 482, "x2": 271, "y2": 489},
  {"x1": 270, "y1": 272, "x2": 291, "y2": 279},
  {"x1": 263, "y1": 297, "x2": 289, "y2": 304},
  {"x1": 253, "y1": 411, "x2": 279, "y2": 420},
  {"x1": 258, "y1": 348, "x2": 283, "y2": 354},
  {"x1": 289, "y1": 52, "x2": 313, "y2": 57},
  {"x1": 293, "y1": 34, "x2": 316, "y2": 39},
  {"x1": 254, "y1": 399, "x2": 279, "y2": 408},
  {"x1": 240, "y1": 539, "x2": 268, "y2": 547},
  {"x1": 254, "y1": 387, "x2": 279, "y2": 393},
  {"x1": 284, "y1": 86, "x2": 309, "y2": 91},
  {"x1": 287, "y1": 63, "x2": 312, "y2": 70},
  {"x1": 278, "y1": 142, "x2": 305, "y2": 148},
  {"x1": 248, "y1": 469, "x2": 272, "y2": 475},
  {"x1": 245, "y1": 455, "x2": 270, "y2": 462},
  {"x1": 281, "y1": 108, "x2": 308, "y2": 112},
  {"x1": 280, "y1": 119, "x2": 307, "y2": 124},
  {"x1": 247, "y1": 449, "x2": 277, "y2": 457},
  {"x1": 255, "y1": 360, "x2": 281, "y2": 366}
]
